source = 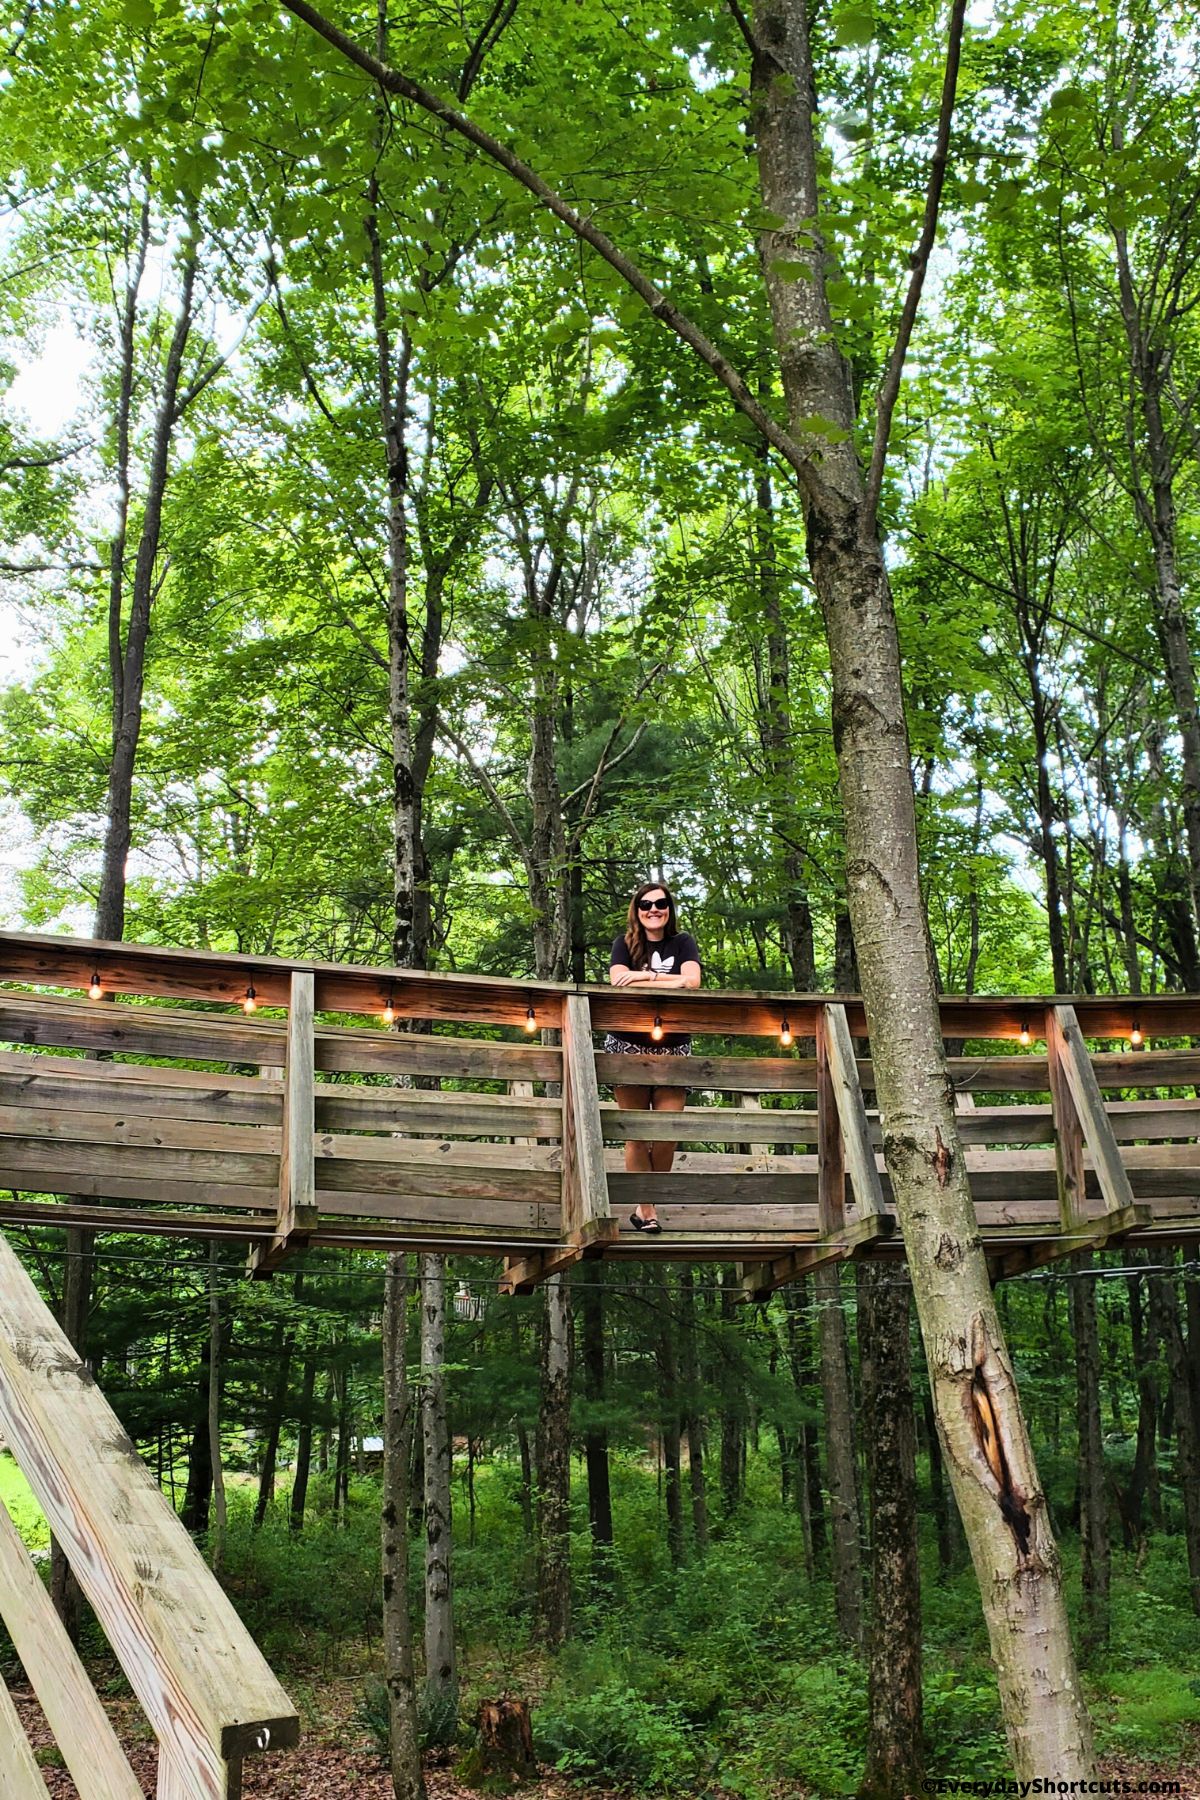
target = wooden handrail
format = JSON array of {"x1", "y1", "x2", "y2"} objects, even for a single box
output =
[{"x1": 3, "y1": 927, "x2": 1199, "y2": 1041}]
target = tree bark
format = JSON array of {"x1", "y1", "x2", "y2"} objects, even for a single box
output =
[
  {"x1": 579, "y1": 1265, "x2": 615, "y2": 1591},
  {"x1": 1149, "y1": 1271, "x2": 1200, "y2": 1615},
  {"x1": 751, "y1": 0, "x2": 1092, "y2": 1769},
  {"x1": 207, "y1": 1242, "x2": 228, "y2": 1575},
  {"x1": 815, "y1": 1263, "x2": 863, "y2": 1647},
  {"x1": 255, "y1": 1314, "x2": 294, "y2": 1528},
  {"x1": 1071, "y1": 1255, "x2": 1109, "y2": 1655},
  {"x1": 857, "y1": 1263, "x2": 923, "y2": 1800},
  {"x1": 535, "y1": 1272, "x2": 572, "y2": 1647},
  {"x1": 382, "y1": 1254, "x2": 426, "y2": 1799},
  {"x1": 679, "y1": 1268, "x2": 709, "y2": 1554},
  {"x1": 291, "y1": 1333, "x2": 317, "y2": 1534},
  {"x1": 420, "y1": 1254, "x2": 458, "y2": 1741}
]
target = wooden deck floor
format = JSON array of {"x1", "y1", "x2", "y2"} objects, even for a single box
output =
[{"x1": 1, "y1": 930, "x2": 1199, "y2": 1290}]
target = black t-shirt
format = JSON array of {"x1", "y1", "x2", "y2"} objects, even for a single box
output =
[{"x1": 608, "y1": 931, "x2": 702, "y2": 1049}]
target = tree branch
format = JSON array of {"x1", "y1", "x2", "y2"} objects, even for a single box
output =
[
  {"x1": 436, "y1": 718, "x2": 529, "y2": 858},
  {"x1": 278, "y1": 0, "x2": 810, "y2": 481},
  {"x1": 864, "y1": 0, "x2": 966, "y2": 531}
]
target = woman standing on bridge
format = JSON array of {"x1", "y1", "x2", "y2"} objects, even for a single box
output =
[{"x1": 607, "y1": 880, "x2": 702, "y2": 1233}]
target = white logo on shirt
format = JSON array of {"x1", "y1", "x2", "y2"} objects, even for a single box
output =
[{"x1": 650, "y1": 950, "x2": 675, "y2": 973}]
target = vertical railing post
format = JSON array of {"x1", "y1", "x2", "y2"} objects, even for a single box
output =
[
  {"x1": 251, "y1": 971, "x2": 315, "y2": 1275},
  {"x1": 815, "y1": 1008, "x2": 846, "y2": 1237},
  {"x1": 1046, "y1": 1005, "x2": 1087, "y2": 1232},
  {"x1": 561, "y1": 994, "x2": 612, "y2": 1243}
]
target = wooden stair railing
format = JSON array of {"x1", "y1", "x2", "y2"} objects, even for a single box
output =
[
  {"x1": 250, "y1": 971, "x2": 317, "y2": 1276},
  {"x1": 0, "y1": 1232, "x2": 298, "y2": 1798}
]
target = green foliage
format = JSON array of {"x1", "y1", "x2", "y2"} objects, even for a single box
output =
[{"x1": 534, "y1": 1683, "x2": 704, "y2": 1794}]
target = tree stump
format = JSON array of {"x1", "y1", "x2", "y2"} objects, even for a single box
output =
[{"x1": 457, "y1": 1698, "x2": 536, "y2": 1791}]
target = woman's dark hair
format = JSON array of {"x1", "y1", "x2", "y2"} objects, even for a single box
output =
[{"x1": 624, "y1": 880, "x2": 679, "y2": 969}]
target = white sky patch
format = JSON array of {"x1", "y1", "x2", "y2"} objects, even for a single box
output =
[{"x1": 6, "y1": 320, "x2": 93, "y2": 437}]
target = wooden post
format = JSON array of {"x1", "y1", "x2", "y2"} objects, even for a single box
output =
[
  {"x1": 0, "y1": 1496, "x2": 143, "y2": 1799},
  {"x1": 1050, "y1": 1005, "x2": 1137, "y2": 1217},
  {"x1": 561, "y1": 994, "x2": 612, "y2": 1242},
  {"x1": 0, "y1": 1668, "x2": 47, "y2": 1796},
  {"x1": 816, "y1": 1008, "x2": 846, "y2": 1236},
  {"x1": 250, "y1": 973, "x2": 316, "y2": 1276},
  {"x1": 1046, "y1": 1006, "x2": 1087, "y2": 1232},
  {"x1": 0, "y1": 1232, "x2": 298, "y2": 1800},
  {"x1": 822, "y1": 1004, "x2": 885, "y2": 1221}
]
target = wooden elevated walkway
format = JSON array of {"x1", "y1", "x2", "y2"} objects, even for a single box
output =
[{"x1": 1, "y1": 931, "x2": 1199, "y2": 1290}]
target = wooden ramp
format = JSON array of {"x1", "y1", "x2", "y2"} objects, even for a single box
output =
[
  {"x1": 0, "y1": 1231, "x2": 298, "y2": 1797},
  {"x1": 0, "y1": 932, "x2": 1199, "y2": 1289}
]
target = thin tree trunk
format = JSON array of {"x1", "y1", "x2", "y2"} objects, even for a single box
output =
[
  {"x1": 420, "y1": 1254, "x2": 458, "y2": 1742},
  {"x1": 857, "y1": 1264, "x2": 922, "y2": 1800},
  {"x1": 207, "y1": 1242, "x2": 228, "y2": 1575},
  {"x1": 719, "y1": 1267, "x2": 744, "y2": 1517},
  {"x1": 815, "y1": 1262, "x2": 863, "y2": 1648},
  {"x1": 679, "y1": 1268, "x2": 709, "y2": 1553},
  {"x1": 291, "y1": 1344, "x2": 317, "y2": 1534},
  {"x1": 255, "y1": 1317, "x2": 293, "y2": 1529},
  {"x1": 1150, "y1": 1271, "x2": 1200, "y2": 1615},
  {"x1": 382, "y1": 1254, "x2": 426, "y2": 1799},
  {"x1": 579, "y1": 1265, "x2": 615, "y2": 1590},
  {"x1": 535, "y1": 1272, "x2": 572, "y2": 1647},
  {"x1": 1071, "y1": 1254, "x2": 1109, "y2": 1655}
]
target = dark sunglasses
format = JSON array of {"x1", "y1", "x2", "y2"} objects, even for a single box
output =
[{"x1": 637, "y1": 896, "x2": 670, "y2": 913}]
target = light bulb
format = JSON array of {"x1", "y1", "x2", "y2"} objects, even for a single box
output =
[
  {"x1": 651, "y1": 1014, "x2": 664, "y2": 1043},
  {"x1": 780, "y1": 1017, "x2": 793, "y2": 1049},
  {"x1": 1130, "y1": 1021, "x2": 1143, "y2": 1048},
  {"x1": 88, "y1": 971, "x2": 102, "y2": 1000},
  {"x1": 524, "y1": 1005, "x2": 537, "y2": 1035},
  {"x1": 242, "y1": 983, "x2": 257, "y2": 1015},
  {"x1": 382, "y1": 987, "x2": 396, "y2": 1025},
  {"x1": 1019, "y1": 1020, "x2": 1030, "y2": 1047}
]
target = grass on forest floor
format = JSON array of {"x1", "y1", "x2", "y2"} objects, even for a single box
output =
[
  {"x1": 0, "y1": 1451, "x2": 47, "y2": 1548},
  {"x1": 5, "y1": 1446, "x2": 1200, "y2": 1796}
]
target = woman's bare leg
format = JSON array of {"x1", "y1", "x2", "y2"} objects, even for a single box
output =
[
  {"x1": 614, "y1": 1082, "x2": 655, "y2": 1220},
  {"x1": 649, "y1": 1084, "x2": 688, "y2": 1174}
]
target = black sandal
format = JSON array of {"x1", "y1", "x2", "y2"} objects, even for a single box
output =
[{"x1": 629, "y1": 1212, "x2": 663, "y2": 1234}]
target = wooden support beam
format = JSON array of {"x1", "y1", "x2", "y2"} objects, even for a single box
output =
[
  {"x1": 1045, "y1": 1005, "x2": 1087, "y2": 1232},
  {"x1": 0, "y1": 1667, "x2": 48, "y2": 1796},
  {"x1": 0, "y1": 1232, "x2": 298, "y2": 1800},
  {"x1": 740, "y1": 1213, "x2": 897, "y2": 1299},
  {"x1": 815, "y1": 1009, "x2": 846, "y2": 1235},
  {"x1": 498, "y1": 1222, "x2": 619, "y2": 1295},
  {"x1": 252, "y1": 974, "x2": 317, "y2": 1276},
  {"x1": 822, "y1": 1004, "x2": 886, "y2": 1221},
  {"x1": 561, "y1": 995, "x2": 611, "y2": 1243},
  {"x1": 989, "y1": 1204, "x2": 1152, "y2": 1280},
  {"x1": 1050, "y1": 1005, "x2": 1139, "y2": 1217},
  {"x1": 0, "y1": 1495, "x2": 144, "y2": 1800}
]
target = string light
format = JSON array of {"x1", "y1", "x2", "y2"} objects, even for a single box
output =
[
  {"x1": 780, "y1": 1016, "x2": 793, "y2": 1049},
  {"x1": 88, "y1": 970, "x2": 103, "y2": 1000},
  {"x1": 651, "y1": 1014, "x2": 664, "y2": 1043},
  {"x1": 242, "y1": 982, "x2": 257, "y2": 1015},
  {"x1": 1019, "y1": 1018, "x2": 1030, "y2": 1047},
  {"x1": 382, "y1": 985, "x2": 396, "y2": 1026},
  {"x1": 524, "y1": 1005, "x2": 537, "y2": 1035},
  {"x1": 1130, "y1": 1018, "x2": 1143, "y2": 1049}
]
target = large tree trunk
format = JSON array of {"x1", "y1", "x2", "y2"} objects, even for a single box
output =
[
  {"x1": 420, "y1": 1255, "x2": 458, "y2": 1742},
  {"x1": 752, "y1": 0, "x2": 1093, "y2": 1770},
  {"x1": 535, "y1": 1272, "x2": 572, "y2": 1647},
  {"x1": 382, "y1": 1255, "x2": 426, "y2": 1800},
  {"x1": 857, "y1": 1263, "x2": 923, "y2": 1799},
  {"x1": 815, "y1": 1262, "x2": 863, "y2": 1647}
]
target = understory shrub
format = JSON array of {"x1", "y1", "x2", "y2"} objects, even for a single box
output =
[{"x1": 534, "y1": 1682, "x2": 703, "y2": 1793}]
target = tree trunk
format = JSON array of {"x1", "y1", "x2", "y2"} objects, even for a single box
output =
[
  {"x1": 815, "y1": 1262, "x2": 863, "y2": 1648},
  {"x1": 752, "y1": 0, "x2": 1093, "y2": 1769},
  {"x1": 679, "y1": 1268, "x2": 709, "y2": 1554},
  {"x1": 1149, "y1": 1271, "x2": 1200, "y2": 1615},
  {"x1": 382, "y1": 1254, "x2": 426, "y2": 1800},
  {"x1": 207, "y1": 1242, "x2": 228, "y2": 1575},
  {"x1": 1071, "y1": 1254, "x2": 1109, "y2": 1656},
  {"x1": 420, "y1": 1254, "x2": 458, "y2": 1742},
  {"x1": 579, "y1": 1265, "x2": 615, "y2": 1591},
  {"x1": 857, "y1": 1263, "x2": 923, "y2": 1799},
  {"x1": 255, "y1": 1316, "x2": 293, "y2": 1528},
  {"x1": 719, "y1": 1267, "x2": 744, "y2": 1517},
  {"x1": 291, "y1": 1343, "x2": 317, "y2": 1534},
  {"x1": 535, "y1": 1272, "x2": 572, "y2": 1647}
]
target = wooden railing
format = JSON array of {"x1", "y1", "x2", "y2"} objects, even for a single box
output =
[
  {"x1": 0, "y1": 1235, "x2": 297, "y2": 1797},
  {"x1": 0, "y1": 932, "x2": 1199, "y2": 1283}
]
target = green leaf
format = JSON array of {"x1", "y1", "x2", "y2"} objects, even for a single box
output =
[{"x1": 833, "y1": 3, "x2": 875, "y2": 46}]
